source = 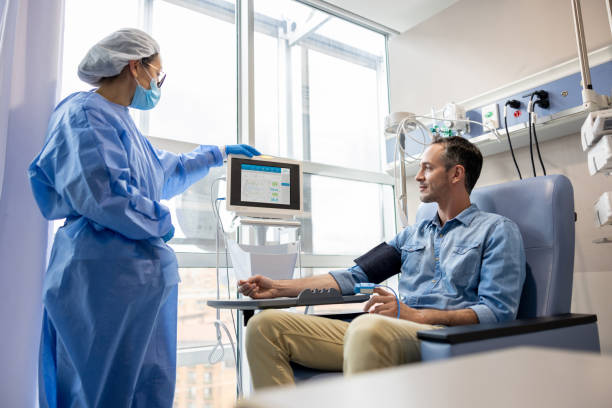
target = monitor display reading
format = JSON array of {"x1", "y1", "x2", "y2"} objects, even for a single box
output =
[
  {"x1": 240, "y1": 164, "x2": 291, "y2": 205},
  {"x1": 228, "y1": 157, "x2": 302, "y2": 216}
]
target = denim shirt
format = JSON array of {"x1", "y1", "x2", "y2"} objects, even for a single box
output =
[{"x1": 330, "y1": 204, "x2": 526, "y2": 324}]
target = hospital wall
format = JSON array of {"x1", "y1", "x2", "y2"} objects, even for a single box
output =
[{"x1": 388, "y1": 0, "x2": 612, "y2": 354}]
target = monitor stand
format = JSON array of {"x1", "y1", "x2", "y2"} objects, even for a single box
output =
[
  {"x1": 237, "y1": 216, "x2": 301, "y2": 227},
  {"x1": 235, "y1": 216, "x2": 301, "y2": 246}
]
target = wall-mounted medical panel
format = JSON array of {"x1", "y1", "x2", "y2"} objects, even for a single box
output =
[
  {"x1": 386, "y1": 58, "x2": 612, "y2": 166},
  {"x1": 465, "y1": 60, "x2": 612, "y2": 139}
]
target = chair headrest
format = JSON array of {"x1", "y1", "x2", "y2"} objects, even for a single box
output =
[
  {"x1": 415, "y1": 175, "x2": 574, "y2": 250},
  {"x1": 415, "y1": 175, "x2": 575, "y2": 317}
]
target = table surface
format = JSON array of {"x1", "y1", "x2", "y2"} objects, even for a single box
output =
[
  {"x1": 237, "y1": 347, "x2": 612, "y2": 408},
  {"x1": 207, "y1": 294, "x2": 369, "y2": 310}
]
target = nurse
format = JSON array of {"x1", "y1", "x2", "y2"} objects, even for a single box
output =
[{"x1": 29, "y1": 28, "x2": 259, "y2": 407}]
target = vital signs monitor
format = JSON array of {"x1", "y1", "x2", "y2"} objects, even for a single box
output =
[{"x1": 226, "y1": 155, "x2": 303, "y2": 219}]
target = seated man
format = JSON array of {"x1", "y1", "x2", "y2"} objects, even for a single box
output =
[{"x1": 239, "y1": 136, "x2": 526, "y2": 389}]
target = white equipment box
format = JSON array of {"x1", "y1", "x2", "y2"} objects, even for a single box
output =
[
  {"x1": 594, "y1": 192, "x2": 612, "y2": 227},
  {"x1": 581, "y1": 108, "x2": 612, "y2": 151},
  {"x1": 587, "y1": 135, "x2": 612, "y2": 176}
]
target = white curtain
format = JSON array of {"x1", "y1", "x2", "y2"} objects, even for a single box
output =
[
  {"x1": 0, "y1": 0, "x2": 64, "y2": 406},
  {"x1": 0, "y1": 0, "x2": 19, "y2": 200}
]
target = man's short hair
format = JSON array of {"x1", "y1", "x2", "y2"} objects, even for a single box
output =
[{"x1": 431, "y1": 136, "x2": 483, "y2": 194}]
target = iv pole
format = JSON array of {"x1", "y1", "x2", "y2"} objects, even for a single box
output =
[{"x1": 570, "y1": 0, "x2": 611, "y2": 111}]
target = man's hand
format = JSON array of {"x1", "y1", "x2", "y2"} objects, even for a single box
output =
[
  {"x1": 363, "y1": 288, "x2": 479, "y2": 325},
  {"x1": 363, "y1": 287, "x2": 426, "y2": 322},
  {"x1": 238, "y1": 275, "x2": 281, "y2": 299},
  {"x1": 238, "y1": 273, "x2": 341, "y2": 299}
]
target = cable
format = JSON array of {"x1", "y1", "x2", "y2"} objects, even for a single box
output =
[
  {"x1": 528, "y1": 90, "x2": 550, "y2": 177},
  {"x1": 393, "y1": 116, "x2": 431, "y2": 225},
  {"x1": 208, "y1": 177, "x2": 243, "y2": 395},
  {"x1": 391, "y1": 114, "x2": 503, "y2": 225},
  {"x1": 208, "y1": 205, "x2": 225, "y2": 365},
  {"x1": 416, "y1": 115, "x2": 504, "y2": 142},
  {"x1": 530, "y1": 98, "x2": 547, "y2": 176},
  {"x1": 217, "y1": 198, "x2": 237, "y2": 338},
  {"x1": 378, "y1": 284, "x2": 401, "y2": 319},
  {"x1": 209, "y1": 180, "x2": 243, "y2": 395},
  {"x1": 220, "y1": 198, "x2": 241, "y2": 396},
  {"x1": 355, "y1": 283, "x2": 401, "y2": 319},
  {"x1": 527, "y1": 96, "x2": 537, "y2": 178},
  {"x1": 503, "y1": 101, "x2": 522, "y2": 179}
]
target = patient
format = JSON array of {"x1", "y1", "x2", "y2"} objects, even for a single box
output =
[{"x1": 238, "y1": 136, "x2": 526, "y2": 389}]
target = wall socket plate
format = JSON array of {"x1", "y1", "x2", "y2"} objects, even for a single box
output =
[{"x1": 481, "y1": 103, "x2": 500, "y2": 129}]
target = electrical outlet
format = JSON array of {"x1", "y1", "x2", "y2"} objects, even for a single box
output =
[{"x1": 481, "y1": 103, "x2": 500, "y2": 130}]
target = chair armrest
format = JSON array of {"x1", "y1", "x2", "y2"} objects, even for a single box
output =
[{"x1": 417, "y1": 313, "x2": 597, "y2": 344}]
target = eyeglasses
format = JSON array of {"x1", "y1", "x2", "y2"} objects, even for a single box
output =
[{"x1": 144, "y1": 62, "x2": 167, "y2": 88}]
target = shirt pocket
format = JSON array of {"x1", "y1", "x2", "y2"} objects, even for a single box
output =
[
  {"x1": 452, "y1": 243, "x2": 480, "y2": 255},
  {"x1": 446, "y1": 243, "x2": 481, "y2": 288},
  {"x1": 401, "y1": 243, "x2": 427, "y2": 274}
]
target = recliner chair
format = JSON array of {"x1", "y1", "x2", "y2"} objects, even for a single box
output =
[
  {"x1": 292, "y1": 174, "x2": 600, "y2": 381},
  {"x1": 416, "y1": 174, "x2": 599, "y2": 360}
]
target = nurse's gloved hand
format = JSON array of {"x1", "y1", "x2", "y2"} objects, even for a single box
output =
[
  {"x1": 162, "y1": 225, "x2": 175, "y2": 243},
  {"x1": 224, "y1": 144, "x2": 261, "y2": 158}
]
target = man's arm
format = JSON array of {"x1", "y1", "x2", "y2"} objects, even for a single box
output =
[
  {"x1": 468, "y1": 219, "x2": 526, "y2": 324},
  {"x1": 238, "y1": 274, "x2": 340, "y2": 299},
  {"x1": 415, "y1": 308, "x2": 478, "y2": 326},
  {"x1": 238, "y1": 227, "x2": 414, "y2": 299},
  {"x1": 364, "y1": 288, "x2": 479, "y2": 325}
]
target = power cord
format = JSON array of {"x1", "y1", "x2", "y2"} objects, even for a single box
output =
[
  {"x1": 504, "y1": 99, "x2": 523, "y2": 179},
  {"x1": 208, "y1": 177, "x2": 242, "y2": 396},
  {"x1": 527, "y1": 94, "x2": 537, "y2": 178},
  {"x1": 531, "y1": 91, "x2": 548, "y2": 176},
  {"x1": 527, "y1": 90, "x2": 549, "y2": 177}
]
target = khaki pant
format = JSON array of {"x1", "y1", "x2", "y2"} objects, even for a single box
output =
[{"x1": 245, "y1": 310, "x2": 441, "y2": 389}]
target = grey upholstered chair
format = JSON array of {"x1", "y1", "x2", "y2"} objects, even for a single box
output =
[{"x1": 291, "y1": 174, "x2": 600, "y2": 381}]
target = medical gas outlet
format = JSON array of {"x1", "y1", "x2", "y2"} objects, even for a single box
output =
[{"x1": 481, "y1": 103, "x2": 500, "y2": 130}]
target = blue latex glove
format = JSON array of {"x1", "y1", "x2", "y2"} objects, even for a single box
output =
[
  {"x1": 162, "y1": 225, "x2": 175, "y2": 243},
  {"x1": 225, "y1": 144, "x2": 261, "y2": 157}
]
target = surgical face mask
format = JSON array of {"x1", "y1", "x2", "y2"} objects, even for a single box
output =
[{"x1": 130, "y1": 70, "x2": 160, "y2": 110}]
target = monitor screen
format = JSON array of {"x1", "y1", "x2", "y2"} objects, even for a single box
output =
[
  {"x1": 240, "y1": 163, "x2": 291, "y2": 205},
  {"x1": 227, "y1": 156, "x2": 303, "y2": 217}
]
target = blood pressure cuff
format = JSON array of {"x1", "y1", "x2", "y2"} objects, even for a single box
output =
[{"x1": 353, "y1": 242, "x2": 402, "y2": 284}]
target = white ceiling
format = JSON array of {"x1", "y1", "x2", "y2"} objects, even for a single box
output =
[{"x1": 322, "y1": 0, "x2": 460, "y2": 33}]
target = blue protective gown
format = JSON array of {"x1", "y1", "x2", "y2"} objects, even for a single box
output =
[{"x1": 29, "y1": 91, "x2": 223, "y2": 407}]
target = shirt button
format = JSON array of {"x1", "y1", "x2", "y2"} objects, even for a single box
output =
[
  {"x1": 435, "y1": 257, "x2": 439, "y2": 261},
  {"x1": 432, "y1": 280, "x2": 436, "y2": 283},
  {"x1": 439, "y1": 234, "x2": 444, "y2": 238}
]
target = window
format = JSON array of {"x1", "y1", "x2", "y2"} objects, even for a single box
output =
[
  {"x1": 305, "y1": 175, "x2": 394, "y2": 255},
  {"x1": 252, "y1": 0, "x2": 393, "y2": 257},
  {"x1": 253, "y1": 0, "x2": 388, "y2": 172},
  {"x1": 60, "y1": 0, "x2": 392, "y2": 405},
  {"x1": 148, "y1": 0, "x2": 237, "y2": 146},
  {"x1": 60, "y1": 0, "x2": 139, "y2": 101}
]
